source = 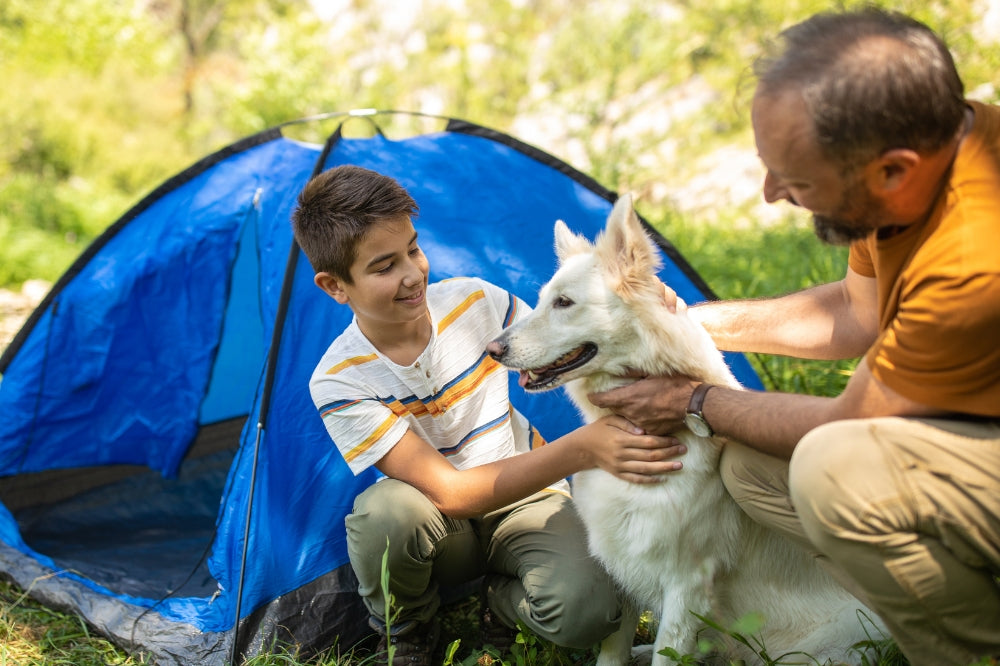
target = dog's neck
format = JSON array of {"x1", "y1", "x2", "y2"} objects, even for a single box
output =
[{"x1": 563, "y1": 371, "x2": 635, "y2": 423}]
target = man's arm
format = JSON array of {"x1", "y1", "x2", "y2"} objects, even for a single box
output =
[
  {"x1": 590, "y1": 358, "x2": 945, "y2": 459},
  {"x1": 588, "y1": 267, "x2": 945, "y2": 457},
  {"x1": 374, "y1": 416, "x2": 685, "y2": 519},
  {"x1": 696, "y1": 358, "x2": 946, "y2": 457},
  {"x1": 694, "y1": 267, "x2": 878, "y2": 360}
]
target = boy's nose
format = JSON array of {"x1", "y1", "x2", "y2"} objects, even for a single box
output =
[{"x1": 401, "y1": 260, "x2": 424, "y2": 286}]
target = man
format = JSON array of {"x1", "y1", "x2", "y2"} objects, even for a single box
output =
[{"x1": 590, "y1": 8, "x2": 1000, "y2": 666}]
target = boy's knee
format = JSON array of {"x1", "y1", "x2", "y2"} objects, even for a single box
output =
[
  {"x1": 538, "y1": 599, "x2": 622, "y2": 648},
  {"x1": 347, "y1": 479, "x2": 437, "y2": 544},
  {"x1": 526, "y1": 576, "x2": 622, "y2": 648}
]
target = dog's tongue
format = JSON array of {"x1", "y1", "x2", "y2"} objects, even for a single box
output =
[{"x1": 517, "y1": 370, "x2": 530, "y2": 388}]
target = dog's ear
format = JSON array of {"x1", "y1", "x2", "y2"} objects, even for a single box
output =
[
  {"x1": 553, "y1": 219, "x2": 592, "y2": 264},
  {"x1": 597, "y1": 194, "x2": 663, "y2": 300}
]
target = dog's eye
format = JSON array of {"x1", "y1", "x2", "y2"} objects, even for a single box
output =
[{"x1": 553, "y1": 296, "x2": 574, "y2": 309}]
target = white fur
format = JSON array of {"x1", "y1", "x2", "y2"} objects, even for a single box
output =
[{"x1": 488, "y1": 195, "x2": 882, "y2": 665}]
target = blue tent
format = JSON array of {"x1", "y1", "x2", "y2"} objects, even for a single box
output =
[{"x1": 0, "y1": 111, "x2": 763, "y2": 664}]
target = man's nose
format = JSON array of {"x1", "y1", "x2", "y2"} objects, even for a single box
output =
[{"x1": 762, "y1": 171, "x2": 796, "y2": 204}]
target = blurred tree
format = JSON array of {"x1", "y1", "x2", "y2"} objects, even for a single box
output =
[{"x1": 0, "y1": 0, "x2": 997, "y2": 288}]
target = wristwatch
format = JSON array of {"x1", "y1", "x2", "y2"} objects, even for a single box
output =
[{"x1": 684, "y1": 383, "x2": 714, "y2": 437}]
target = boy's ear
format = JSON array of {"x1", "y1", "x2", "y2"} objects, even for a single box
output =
[{"x1": 314, "y1": 272, "x2": 350, "y2": 304}]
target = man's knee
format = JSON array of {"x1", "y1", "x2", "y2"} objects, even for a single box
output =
[
  {"x1": 788, "y1": 419, "x2": 889, "y2": 547},
  {"x1": 719, "y1": 441, "x2": 793, "y2": 522}
]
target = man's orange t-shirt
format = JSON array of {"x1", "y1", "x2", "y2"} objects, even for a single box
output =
[{"x1": 849, "y1": 101, "x2": 1000, "y2": 417}]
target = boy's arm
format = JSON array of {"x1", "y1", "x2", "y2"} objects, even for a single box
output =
[{"x1": 375, "y1": 417, "x2": 684, "y2": 520}]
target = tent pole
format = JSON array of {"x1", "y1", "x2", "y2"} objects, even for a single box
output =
[{"x1": 228, "y1": 125, "x2": 345, "y2": 665}]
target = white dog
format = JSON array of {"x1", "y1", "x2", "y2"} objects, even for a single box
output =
[{"x1": 487, "y1": 195, "x2": 881, "y2": 665}]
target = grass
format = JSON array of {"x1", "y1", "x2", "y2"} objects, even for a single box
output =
[
  {"x1": 1, "y1": 577, "x2": 912, "y2": 666},
  {"x1": 0, "y1": 579, "x2": 146, "y2": 665},
  {"x1": 0, "y1": 211, "x2": 902, "y2": 665}
]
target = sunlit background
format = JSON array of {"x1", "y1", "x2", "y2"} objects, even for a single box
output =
[{"x1": 2, "y1": 0, "x2": 999, "y2": 345}]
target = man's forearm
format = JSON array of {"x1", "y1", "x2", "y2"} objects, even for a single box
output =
[
  {"x1": 700, "y1": 385, "x2": 839, "y2": 458},
  {"x1": 692, "y1": 280, "x2": 874, "y2": 360}
]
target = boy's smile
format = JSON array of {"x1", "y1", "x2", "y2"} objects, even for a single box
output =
[{"x1": 314, "y1": 215, "x2": 431, "y2": 353}]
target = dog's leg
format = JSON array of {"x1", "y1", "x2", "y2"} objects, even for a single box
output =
[
  {"x1": 595, "y1": 602, "x2": 639, "y2": 666},
  {"x1": 650, "y1": 582, "x2": 714, "y2": 666}
]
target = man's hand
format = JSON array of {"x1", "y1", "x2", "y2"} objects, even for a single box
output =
[
  {"x1": 587, "y1": 376, "x2": 699, "y2": 436},
  {"x1": 573, "y1": 414, "x2": 687, "y2": 484}
]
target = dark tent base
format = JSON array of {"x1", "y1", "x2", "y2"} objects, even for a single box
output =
[
  {"x1": 0, "y1": 416, "x2": 379, "y2": 661},
  {"x1": 1, "y1": 419, "x2": 243, "y2": 601}
]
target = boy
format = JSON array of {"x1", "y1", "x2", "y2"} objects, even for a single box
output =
[{"x1": 291, "y1": 165, "x2": 680, "y2": 664}]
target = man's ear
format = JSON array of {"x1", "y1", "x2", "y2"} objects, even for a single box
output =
[
  {"x1": 866, "y1": 148, "x2": 920, "y2": 194},
  {"x1": 314, "y1": 271, "x2": 350, "y2": 304}
]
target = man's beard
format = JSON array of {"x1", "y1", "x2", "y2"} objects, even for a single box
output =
[{"x1": 811, "y1": 175, "x2": 888, "y2": 246}]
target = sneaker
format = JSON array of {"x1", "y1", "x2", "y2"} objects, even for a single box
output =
[
  {"x1": 373, "y1": 617, "x2": 440, "y2": 666},
  {"x1": 480, "y1": 603, "x2": 518, "y2": 653}
]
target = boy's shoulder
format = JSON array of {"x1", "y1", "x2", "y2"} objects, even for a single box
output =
[
  {"x1": 429, "y1": 275, "x2": 510, "y2": 299},
  {"x1": 312, "y1": 320, "x2": 372, "y2": 377}
]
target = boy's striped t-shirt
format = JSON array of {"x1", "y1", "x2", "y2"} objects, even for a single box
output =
[{"x1": 310, "y1": 277, "x2": 568, "y2": 494}]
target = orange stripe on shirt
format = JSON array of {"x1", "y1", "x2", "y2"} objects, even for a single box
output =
[
  {"x1": 325, "y1": 353, "x2": 379, "y2": 375},
  {"x1": 343, "y1": 414, "x2": 398, "y2": 463},
  {"x1": 433, "y1": 356, "x2": 501, "y2": 412},
  {"x1": 437, "y1": 290, "x2": 485, "y2": 334}
]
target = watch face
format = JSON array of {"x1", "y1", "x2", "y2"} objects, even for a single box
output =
[{"x1": 684, "y1": 412, "x2": 712, "y2": 438}]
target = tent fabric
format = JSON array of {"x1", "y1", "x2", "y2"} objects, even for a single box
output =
[{"x1": 0, "y1": 112, "x2": 764, "y2": 664}]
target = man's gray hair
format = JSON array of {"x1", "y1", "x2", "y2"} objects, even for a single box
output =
[{"x1": 754, "y1": 7, "x2": 966, "y2": 165}]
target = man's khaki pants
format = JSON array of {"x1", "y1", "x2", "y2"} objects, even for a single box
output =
[{"x1": 721, "y1": 417, "x2": 1000, "y2": 666}]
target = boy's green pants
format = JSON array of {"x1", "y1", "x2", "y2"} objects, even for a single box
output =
[
  {"x1": 346, "y1": 480, "x2": 623, "y2": 648},
  {"x1": 721, "y1": 416, "x2": 1000, "y2": 666}
]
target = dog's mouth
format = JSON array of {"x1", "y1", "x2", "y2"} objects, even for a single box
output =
[{"x1": 518, "y1": 343, "x2": 598, "y2": 391}]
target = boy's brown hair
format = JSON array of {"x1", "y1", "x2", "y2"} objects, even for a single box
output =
[{"x1": 291, "y1": 165, "x2": 419, "y2": 283}]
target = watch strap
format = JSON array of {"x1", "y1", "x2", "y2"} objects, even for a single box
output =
[{"x1": 687, "y1": 382, "x2": 713, "y2": 417}]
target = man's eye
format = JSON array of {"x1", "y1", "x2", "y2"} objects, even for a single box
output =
[{"x1": 553, "y1": 296, "x2": 574, "y2": 308}]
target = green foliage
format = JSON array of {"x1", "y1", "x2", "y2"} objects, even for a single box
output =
[
  {"x1": 656, "y1": 609, "x2": 897, "y2": 666},
  {"x1": 379, "y1": 538, "x2": 400, "y2": 663},
  {"x1": 1, "y1": 0, "x2": 997, "y2": 293},
  {"x1": 647, "y1": 203, "x2": 857, "y2": 397},
  {"x1": 0, "y1": 579, "x2": 149, "y2": 665},
  {"x1": 1, "y1": 1, "x2": 996, "y2": 663}
]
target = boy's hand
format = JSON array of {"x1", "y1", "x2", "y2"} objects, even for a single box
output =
[{"x1": 578, "y1": 414, "x2": 686, "y2": 484}]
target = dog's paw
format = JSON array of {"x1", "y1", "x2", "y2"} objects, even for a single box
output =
[{"x1": 629, "y1": 644, "x2": 655, "y2": 666}]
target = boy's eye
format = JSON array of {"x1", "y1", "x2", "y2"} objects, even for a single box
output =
[
  {"x1": 409, "y1": 246, "x2": 422, "y2": 256},
  {"x1": 375, "y1": 263, "x2": 393, "y2": 274}
]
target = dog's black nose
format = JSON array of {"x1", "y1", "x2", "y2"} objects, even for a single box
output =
[{"x1": 486, "y1": 340, "x2": 507, "y2": 361}]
